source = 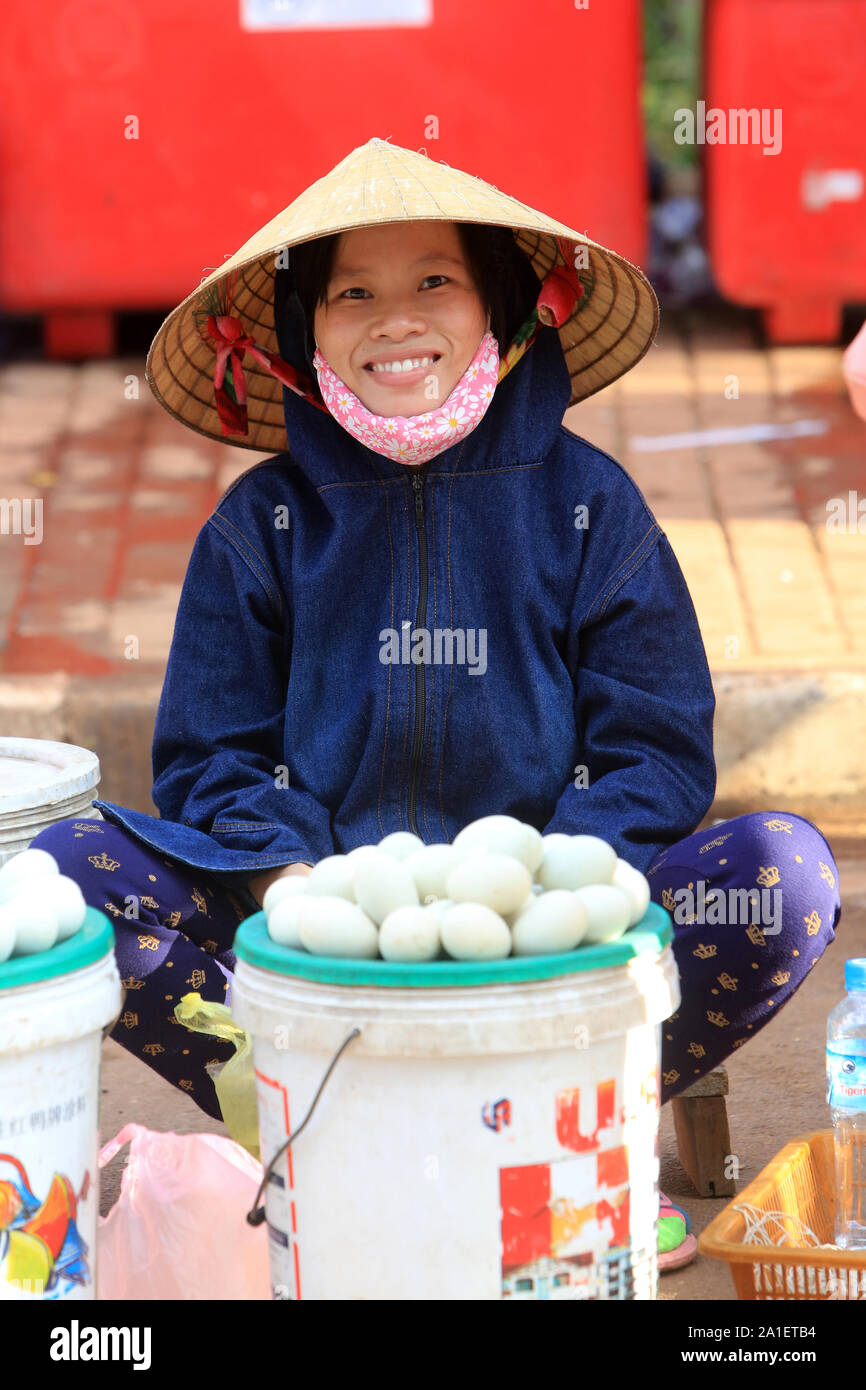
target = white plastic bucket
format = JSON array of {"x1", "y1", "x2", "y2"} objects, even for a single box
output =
[
  {"x1": 0, "y1": 910, "x2": 122, "y2": 1301},
  {"x1": 232, "y1": 904, "x2": 679, "y2": 1301},
  {"x1": 0, "y1": 738, "x2": 101, "y2": 867}
]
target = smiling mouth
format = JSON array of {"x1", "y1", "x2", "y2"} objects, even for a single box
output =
[{"x1": 363, "y1": 353, "x2": 442, "y2": 376}]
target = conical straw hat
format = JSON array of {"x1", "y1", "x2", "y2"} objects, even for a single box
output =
[{"x1": 146, "y1": 138, "x2": 659, "y2": 455}]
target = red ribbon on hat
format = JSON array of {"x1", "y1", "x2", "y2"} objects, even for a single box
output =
[
  {"x1": 202, "y1": 312, "x2": 327, "y2": 436},
  {"x1": 536, "y1": 236, "x2": 586, "y2": 327},
  {"x1": 496, "y1": 237, "x2": 586, "y2": 380}
]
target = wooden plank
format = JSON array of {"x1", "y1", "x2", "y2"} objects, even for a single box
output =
[{"x1": 671, "y1": 1092, "x2": 737, "y2": 1197}]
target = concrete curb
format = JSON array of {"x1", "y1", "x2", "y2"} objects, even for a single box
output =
[
  {"x1": 710, "y1": 668, "x2": 866, "y2": 837},
  {"x1": 1, "y1": 668, "x2": 864, "y2": 837}
]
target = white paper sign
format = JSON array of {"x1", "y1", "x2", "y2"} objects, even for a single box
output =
[{"x1": 240, "y1": 0, "x2": 432, "y2": 30}]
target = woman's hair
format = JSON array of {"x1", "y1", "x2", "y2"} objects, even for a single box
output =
[{"x1": 275, "y1": 223, "x2": 541, "y2": 405}]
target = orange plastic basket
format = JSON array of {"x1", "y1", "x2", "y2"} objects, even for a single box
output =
[{"x1": 699, "y1": 1131, "x2": 866, "y2": 1300}]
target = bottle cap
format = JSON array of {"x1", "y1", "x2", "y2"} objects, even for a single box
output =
[{"x1": 845, "y1": 958, "x2": 866, "y2": 991}]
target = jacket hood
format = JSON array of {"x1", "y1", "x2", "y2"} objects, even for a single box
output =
[{"x1": 274, "y1": 319, "x2": 573, "y2": 485}]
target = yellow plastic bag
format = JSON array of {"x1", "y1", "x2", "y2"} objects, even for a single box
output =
[{"x1": 174, "y1": 993, "x2": 259, "y2": 1160}]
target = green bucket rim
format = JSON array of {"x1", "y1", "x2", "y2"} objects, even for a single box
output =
[
  {"x1": 232, "y1": 900, "x2": 673, "y2": 987},
  {"x1": 0, "y1": 906, "x2": 115, "y2": 991}
]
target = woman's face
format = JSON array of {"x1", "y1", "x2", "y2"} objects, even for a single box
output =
[{"x1": 312, "y1": 221, "x2": 489, "y2": 416}]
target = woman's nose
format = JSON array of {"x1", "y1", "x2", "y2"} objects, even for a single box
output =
[{"x1": 369, "y1": 305, "x2": 427, "y2": 339}]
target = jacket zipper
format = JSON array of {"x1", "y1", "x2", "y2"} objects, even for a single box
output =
[{"x1": 407, "y1": 468, "x2": 428, "y2": 837}]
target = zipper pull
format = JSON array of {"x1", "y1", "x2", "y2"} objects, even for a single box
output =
[{"x1": 411, "y1": 472, "x2": 424, "y2": 518}]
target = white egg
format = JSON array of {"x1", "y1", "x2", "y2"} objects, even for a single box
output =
[
  {"x1": 306, "y1": 854, "x2": 356, "y2": 902},
  {"x1": 450, "y1": 841, "x2": 491, "y2": 868},
  {"x1": 440, "y1": 903, "x2": 512, "y2": 961},
  {"x1": 266, "y1": 896, "x2": 307, "y2": 949},
  {"x1": 353, "y1": 853, "x2": 419, "y2": 926},
  {"x1": 537, "y1": 835, "x2": 617, "y2": 891},
  {"x1": 519, "y1": 826, "x2": 546, "y2": 875},
  {"x1": 612, "y1": 858, "x2": 651, "y2": 928},
  {"x1": 510, "y1": 890, "x2": 589, "y2": 956},
  {"x1": 404, "y1": 844, "x2": 461, "y2": 902},
  {"x1": 541, "y1": 834, "x2": 574, "y2": 849},
  {"x1": 533, "y1": 834, "x2": 575, "y2": 882},
  {"x1": 0, "y1": 848, "x2": 60, "y2": 903},
  {"x1": 377, "y1": 832, "x2": 425, "y2": 861},
  {"x1": 345, "y1": 845, "x2": 383, "y2": 866},
  {"x1": 446, "y1": 852, "x2": 532, "y2": 917},
  {"x1": 0, "y1": 906, "x2": 16, "y2": 963},
  {"x1": 452, "y1": 816, "x2": 544, "y2": 873},
  {"x1": 500, "y1": 881, "x2": 544, "y2": 931},
  {"x1": 19, "y1": 875, "x2": 86, "y2": 941},
  {"x1": 422, "y1": 897, "x2": 454, "y2": 926},
  {"x1": 573, "y1": 884, "x2": 632, "y2": 944},
  {"x1": 8, "y1": 899, "x2": 59, "y2": 956},
  {"x1": 571, "y1": 836, "x2": 617, "y2": 882},
  {"x1": 379, "y1": 905, "x2": 441, "y2": 962},
  {"x1": 296, "y1": 897, "x2": 379, "y2": 959},
  {"x1": 262, "y1": 875, "x2": 309, "y2": 916}
]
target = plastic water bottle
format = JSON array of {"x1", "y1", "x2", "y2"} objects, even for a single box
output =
[{"x1": 827, "y1": 958, "x2": 866, "y2": 1248}]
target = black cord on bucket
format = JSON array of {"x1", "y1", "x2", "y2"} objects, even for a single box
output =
[{"x1": 246, "y1": 1027, "x2": 361, "y2": 1227}]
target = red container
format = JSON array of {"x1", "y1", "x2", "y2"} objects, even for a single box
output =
[
  {"x1": 0, "y1": 0, "x2": 647, "y2": 357},
  {"x1": 703, "y1": 0, "x2": 866, "y2": 343}
]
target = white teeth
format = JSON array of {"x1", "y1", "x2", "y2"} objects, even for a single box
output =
[{"x1": 370, "y1": 356, "x2": 434, "y2": 374}]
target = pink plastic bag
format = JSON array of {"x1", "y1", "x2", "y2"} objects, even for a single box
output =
[
  {"x1": 97, "y1": 1124, "x2": 271, "y2": 1300},
  {"x1": 843, "y1": 317, "x2": 866, "y2": 422}
]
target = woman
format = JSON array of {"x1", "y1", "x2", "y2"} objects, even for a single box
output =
[{"x1": 31, "y1": 139, "x2": 842, "y2": 1273}]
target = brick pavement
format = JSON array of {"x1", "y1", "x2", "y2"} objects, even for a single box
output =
[
  {"x1": 574, "y1": 308, "x2": 866, "y2": 670},
  {"x1": 0, "y1": 359, "x2": 246, "y2": 675}
]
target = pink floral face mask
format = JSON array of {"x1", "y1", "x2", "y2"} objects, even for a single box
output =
[{"x1": 312, "y1": 330, "x2": 500, "y2": 467}]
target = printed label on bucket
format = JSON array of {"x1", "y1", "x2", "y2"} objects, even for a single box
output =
[
  {"x1": 500, "y1": 1155, "x2": 644, "y2": 1300},
  {"x1": 827, "y1": 1048, "x2": 866, "y2": 1110},
  {"x1": 499, "y1": 1071, "x2": 659, "y2": 1300},
  {"x1": 0, "y1": 1080, "x2": 95, "y2": 1300},
  {"x1": 0, "y1": 1153, "x2": 91, "y2": 1300}
]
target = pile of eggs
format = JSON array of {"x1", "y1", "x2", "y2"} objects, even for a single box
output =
[
  {"x1": 0, "y1": 848, "x2": 87, "y2": 963},
  {"x1": 263, "y1": 816, "x2": 650, "y2": 963}
]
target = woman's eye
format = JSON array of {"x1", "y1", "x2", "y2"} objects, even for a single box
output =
[
  {"x1": 422, "y1": 275, "x2": 449, "y2": 289},
  {"x1": 339, "y1": 287, "x2": 371, "y2": 300}
]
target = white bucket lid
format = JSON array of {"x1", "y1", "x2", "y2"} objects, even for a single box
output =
[{"x1": 0, "y1": 738, "x2": 100, "y2": 817}]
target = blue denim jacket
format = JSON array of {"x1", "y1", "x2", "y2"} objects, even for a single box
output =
[{"x1": 93, "y1": 325, "x2": 716, "y2": 882}]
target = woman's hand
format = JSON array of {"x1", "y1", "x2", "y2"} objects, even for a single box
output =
[{"x1": 247, "y1": 860, "x2": 313, "y2": 907}]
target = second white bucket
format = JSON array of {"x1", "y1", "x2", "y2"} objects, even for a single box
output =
[
  {"x1": 0, "y1": 909, "x2": 122, "y2": 1301},
  {"x1": 0, "y1": 738, "x2": 101, "y2": 867},
  {"x1": 232, "y1": 902, "x2": 679, "y2": 1302}
]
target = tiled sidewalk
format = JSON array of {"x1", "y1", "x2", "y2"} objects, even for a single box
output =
[
  {"x1": 0, "y1": 308, "x2": 863, "y2": 678},
  {"x1": 575, "y1": 310, "x2": 866, "y2": 671}
]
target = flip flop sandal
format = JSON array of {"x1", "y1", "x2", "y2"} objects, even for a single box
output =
[{"x1": 658, "y1": 1190, "x2": 698, "y2": 1272}]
